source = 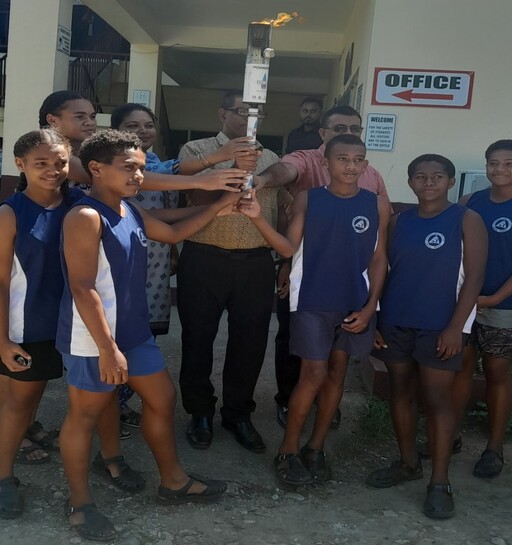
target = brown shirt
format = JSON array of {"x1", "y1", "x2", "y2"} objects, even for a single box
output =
[{"x1": 178, "y1": 132, "x2": 282, "y2": 249}]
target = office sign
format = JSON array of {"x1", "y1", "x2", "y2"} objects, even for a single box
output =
[{"x1": 372, "y1": 68, "x2": 474, "y2": 109}]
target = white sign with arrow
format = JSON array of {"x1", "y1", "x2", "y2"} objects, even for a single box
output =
[{"x1": 372, "y1": 68, "x2": 474, "y2": 109}]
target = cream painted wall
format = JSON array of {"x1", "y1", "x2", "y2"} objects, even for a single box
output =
[
  {"x1": 361, "y1": 0, "x2": 512, "y2": 202},
  {"x1": 326, "y1": 0, "x2": 376, "y2": 108}
]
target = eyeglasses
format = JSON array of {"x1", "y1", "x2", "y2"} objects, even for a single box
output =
[
  {"x1": 223, "y1": 107, "x2": 267, "y2": 119},
  {"x1": 324, "y1": 124, "x2": 363, "y2": 135}
]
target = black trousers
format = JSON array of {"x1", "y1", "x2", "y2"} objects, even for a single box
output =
[
  {"x1": 177, "y1": 241, "x2": 275, "y2": 423},
  {"x1": 274, "y1": 292, "x2": 301, "y2": 407}
]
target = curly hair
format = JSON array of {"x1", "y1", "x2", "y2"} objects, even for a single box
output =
[{"x1": 79, "y1": 129, "x2": 142, "y2": 176}]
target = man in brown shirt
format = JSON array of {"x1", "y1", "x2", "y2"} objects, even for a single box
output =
[{"x1": 177, "y1": 90, "x2": 284, "y2": 453}]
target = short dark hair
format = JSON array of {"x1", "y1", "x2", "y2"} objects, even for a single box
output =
[
  {"x1": 324, "y1": 134, "x2": 366, "y2": 158},
  {"x1": 220, "y1": 89, "x2": 243, "y2": 109},
  {"x1": 300, "y1": 96, "x2": 323, "y2": 109},
  {"x1": 321, "y1": 105, "x2": 362, "y2": 128},
  {"x1": 110, "y1": 103, "x2": 156, "y2": 129},
  {"x1": 407, "y1": 154, "x2": 456, "y2": 179},
  {"x1": 39, "y1": 90, "x2": 88, "y2": 128},
  {"x1": 79, "y1": 129, "x2": 142, "y2": 177},
  {"x1": 485, "y1": 139, "x2": 512, "y2": 161}
]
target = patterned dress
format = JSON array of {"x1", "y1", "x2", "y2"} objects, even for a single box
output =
[{"x1": 131, "y1": 151, "x2": 179, "y2": 336}]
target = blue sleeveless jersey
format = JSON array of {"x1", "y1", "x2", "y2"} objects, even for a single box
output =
[
  {"x1": 467, "y1": 188, "x2": 512, "y2": 310},
  {"x1": 1, "y1": 188, "x2": 83, "y2": 343},
  {"x1": 57, "y1": 197, "x2": 152, "y2": 356},
  {"x1": 289, "y1": 187, "x2": 378, "y2": 313},
  {"x1": 379, "y1": 204, "x2": 473, "y2": 331}
]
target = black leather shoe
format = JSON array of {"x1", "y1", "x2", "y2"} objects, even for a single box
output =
[
  {"x1": 186, "y1": 416, "x2": 213, "y2": 450},
  {"x1": 330, "y1": 408, "x2": 341, "y2": 430},
  {"x1": 221, "y1": 419, "x2": 266, "y2": 453},
  {"x1": 276, "y1": 405, "x2": 288, "y2": 429}
]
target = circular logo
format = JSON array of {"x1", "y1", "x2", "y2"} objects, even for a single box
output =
[
  {"x1": 425, "y1": 232, "x2": 445, "y2": 249},
  {"x1": 492, "y1": 217, "x2": 512, "y2": 233},
  {"x1": 352, "y1": 216, "x2": 370, "y2": 233},
  {"x1": 136, "y1": 227, "x2": 147, "y2": 247}
]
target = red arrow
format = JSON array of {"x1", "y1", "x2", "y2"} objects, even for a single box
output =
[{"x1": 393, "y1": 89, "x2": 454, "y2": 102}]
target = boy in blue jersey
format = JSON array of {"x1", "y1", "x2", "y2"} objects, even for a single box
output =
[
  {"x1": 366, "y1": 155, "x2": 487, "y2": 519},
  {"x1": 239, "y1": 134, "x2": 390, "y2": 485},
  {"x1": 453, "y1": 140, "x2": 512, "y2": 479},
  {"x1": 58, "y1": 130, "x2": 245, "y2": 542}
]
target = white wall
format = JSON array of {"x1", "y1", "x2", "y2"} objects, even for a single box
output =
[{"x1": 361, "y1": 0, "x2": 512, "y2": 202}]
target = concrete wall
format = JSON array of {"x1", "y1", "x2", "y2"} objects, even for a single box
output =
[{"x1": 360, "y1": 0, "x2": 512, "y2": 202}]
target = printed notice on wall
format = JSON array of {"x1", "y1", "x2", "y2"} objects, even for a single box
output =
[
  {"x1": 365, "y1": 113, "x2": 396, "y2": 152},
  {"x1": 57, "y1": 25, "x2": 71, "y2": 56}
]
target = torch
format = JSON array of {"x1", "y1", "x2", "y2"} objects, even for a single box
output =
[{"x1": 242, "y1": 12, "x2": 300, "y2": 190}]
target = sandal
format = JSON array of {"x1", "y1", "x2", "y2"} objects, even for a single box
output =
[
  {"x1": 418, "y1": 435, "x2": 462, "y2": 460},
  {"x1": 119, "y1": 427, "x2": 132, "y2": 440},
  {"x1": 473, "y1": 449, "x2": 504, "y2": 479},
  {"x1": 15, "y1": 441, "x2": 50, "y2": 465},
  {"x1": 91, "y1": 452, "x2": 145, "y2": 493},
  {"x1": 66, "y1": 501, "x2": 116, "y2": 542},
  {"x1": 300, "y1": 446, "x2": 331, "y2": 483},
  {"x1": 0, "y1": 477, "x2": 24, "y2": 519},
  {"x1": 423, "y1": 483, "x2": 455, "y2": 519},
  {"x1": 157, "y1": 473, "x2": 226, "y2": 505},
  {"x1": 120, "y1": 408, "x2": 141, "y2": 428},
  {"x1": 274, "y1": 453, "x2": 313, "y2": 485},
  {"x1": 366, "y1": 459, "x2": 423, "y2": 488},
  {"x1": 26, "y1": 421, "x2": 60, "y2": 451}
]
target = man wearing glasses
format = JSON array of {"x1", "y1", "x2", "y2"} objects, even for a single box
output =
[
  {"x1": 177, "y1": 90, "x2": 288, "y2": 455},
  {"x1": 254, "y1": 105, "x2": 391, "y2": 430}
]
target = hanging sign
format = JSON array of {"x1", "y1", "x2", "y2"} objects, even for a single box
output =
[{"x1": 372, "y1": 68, "x2": 474, "y2": 109}]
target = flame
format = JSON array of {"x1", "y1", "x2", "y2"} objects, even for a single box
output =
[{"x1": 254, "y1": 11, "x2": 303, "y2": 28}]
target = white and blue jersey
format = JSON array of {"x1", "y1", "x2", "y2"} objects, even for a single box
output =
[
  {"x1": 2, "y1": 188, "x2": 83, "y2": 343},
  {"x1": 289, "y1": 187, "x2": 379, "y2": 314},
  {"x1": 57, "y1": 197, "x2": 152, "y2": 356},
  {"x1": 379, "y1": 204, "x2": 473, "y2": 332},
  {"x1": 467, "y1": 188, "x2": 512, "y2": 310}
]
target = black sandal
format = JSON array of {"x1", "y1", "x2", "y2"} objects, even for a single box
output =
[
  {"x1": 423, "y1": 483, "x2": 455, "y2": 519},
  {"x1": 418, "y1": 435, "x2": 462, "y2": 459},
  {"x1": 300, "y1": 446, "x2": 331, "y2": 483},
  {"x1": 120, "y1": 409, "x2": 141, "y2": 428},
  {"x1": 473, "y1": 449, "x2": 504, "y2": 478},
  {"x1": 0, "y1": 477, "x2": 23, "y2": 519},
  {"x1": 15, "y1": 442, "x2": 50, "y2": 465},
  {"x1": 91, "y1": 452, "x2": 145, "y2": 493},
  {"x1": 274, "y1": 453, "x2": 313, "y2": 485},
  {"x1": 366, "y1": 459, "x2": 423, "y2": 488},
  {"x1": 157, "y1": 473, "x2": 226, "y2": 505},
  {"x1": 26, "y1": 421, "x2": 60, "y2": 452},
  {"x1": 66, "y1": 501, "x2": 116, "y2": 542}
]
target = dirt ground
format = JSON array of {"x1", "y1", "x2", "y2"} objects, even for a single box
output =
[{"x1": 1, "y1": 311, "x2": 511, "y2": 545}]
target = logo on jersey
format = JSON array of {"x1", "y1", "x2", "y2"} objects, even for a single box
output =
[
  {"x1": 425, "y1": 232, "x2": 445, "y2": 249},
  {"x1": 352, "y1": 216, "x2": 370, "y2": 233},
  {"x1": 492, "y1": 217, "x2": 512, "y2": 233},
  {"x1": 136, "y1": 227, "x2": 147, "y2": 247}
]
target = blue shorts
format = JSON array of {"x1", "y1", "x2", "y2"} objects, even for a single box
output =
[
  {"x1": 375, "y1": 324, "x2": 465, "y2": 371},
  {"x1": 63, "y1": 336, "x2": 165, "y2": 393},
  {"x1": 290, "y1": 311, "x2": 376, "y2": 361}
]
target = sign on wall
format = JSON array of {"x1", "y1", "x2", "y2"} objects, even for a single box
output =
[
  {"x1": 365, "y1": 113, "x2": 396, "y2": 151},
  {"x1": 57, "y1": 25, "x2": 71, "y2": 56},
  {"x1": 372, "y1": 68, "x2": 474, "y2": 109}
]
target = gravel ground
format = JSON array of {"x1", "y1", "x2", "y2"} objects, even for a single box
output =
[{"x1": 1, "y1": 310, "x2": 511, "y2": 545}]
